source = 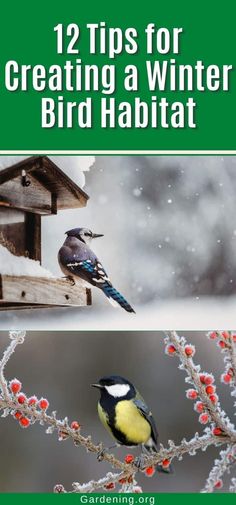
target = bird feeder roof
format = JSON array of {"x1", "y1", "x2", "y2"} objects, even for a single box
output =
[{"x1": 0, "y1": 156, "x2": 89, "y2": 214}]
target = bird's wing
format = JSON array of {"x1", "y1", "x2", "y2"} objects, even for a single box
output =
[
  {"x1": 64, "y1": 255, "x2": 111, "y2": 288},
  {"x1": 133, "y1": 397, "x2": 159, "y2": 449}
]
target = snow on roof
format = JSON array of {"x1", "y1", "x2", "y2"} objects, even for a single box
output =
[
  {"x1": 0, "y1": 245, "x2": 54, "y2": 278},
  {"x1": 0, "y1": 155, "x2": 95, "y2": 188}
]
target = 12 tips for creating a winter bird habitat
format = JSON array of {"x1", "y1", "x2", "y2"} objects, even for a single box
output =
[{"x1": 1, "y1": 155, "x2": 236, "y2": 330}]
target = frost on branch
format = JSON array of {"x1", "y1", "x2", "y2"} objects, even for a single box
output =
[
  {"x1": 0, "y1": 330, "x2": 236, "y2": 492},
  {"x1": 165, "y1": 331, "x2": 236, "y2": 492}
]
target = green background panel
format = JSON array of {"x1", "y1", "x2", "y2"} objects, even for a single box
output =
[{"x1": 0, "y1": 494, "x2": 234, "y2": 503}]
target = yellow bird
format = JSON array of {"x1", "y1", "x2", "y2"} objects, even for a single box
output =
[{"x1": 92, "y1": 375, "x2": 172, "y2": 473}]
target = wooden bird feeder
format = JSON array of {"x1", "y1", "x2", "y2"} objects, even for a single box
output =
[{"x1": 0, "y1": 156, "x2": 92, "y2": 310}]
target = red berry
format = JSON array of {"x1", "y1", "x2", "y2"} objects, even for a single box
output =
[
  {"x1": 209, "y1": 332, "x2": 217, "y2": 340},
  {"x1": 221, "y1": 373, "x2": 232, "y2": 384},
  {"x1": 204, "y1": 375, "x2": 214, "y2": 385},
  {"x1": 71, "y1": 421, "x2": 80, "y2": 430},
  {"x1": 127, "y1": 476, "x2": 133, "y2": 483},
  {"x1": 186, "y1": 389, "x2": 198, "y2": 400},
  {"x1": 17, "y1": 393, "x2": 26, "y2": 404},
  {"x1": 199, "y1": 374, "x2": 206, "y2": 384},
  {"x1": 10, "y1": 379, "x2": 22, "y2": 395},
  {"x1": 218, "y1": 340, "x2": 226, "y2": 349},
  {"x1": 28, "y1": 395, "x2": 38, "y2": 406},
  {"x1": 194, "y1": 401, "x2": 204, "y2": 413},
  {"x1": 214, "y1": 479, "x2": 223, "y2": 489},
  {"x1": 125, "y1": 454, "x2": 134, "y2": 464},
  {"x1": 14, "y1": 410, "x2": 22, "y2": 420},
  {"x1": 145, "y1": 466, "x2": 155, "y2": 477},
  {"x1": 212, "y1": 427, "x2": 223, "y2": 436},
  {"x1": 185, "y1": 345, "x2": 195, "y2": 357},
  {"x1": 221, "y1": 331, "x2": 229, "y2": 339},
  {"x1": 206, "y1": 385, "x2": 215, "y2": 395},
  {"x1": 232, "y1": 334, "x2": 236, "y2": 343},
  {"x1": 105, "y1": 482, "x2": 115, "y2": 490},
  {"x1": 162, "y1": 459, "x2": 171, "y2": 468},
  {"x1": 199, "y1": 413, "x2": 209, "y2": 424},
  {"x1": 54, "y1": 485, "x2": 65, "y2": 494},
  {"x1": 166, "y1": 344, "x2": 176, "y2": 355},
  {"x1": 118, "y1": 478, "x2": 127, "y2": 484},
  {"x1": 38, "y1": 398, "x2": 49, "y2": 410},
  {"x1": 19, "y1": 417, "x2": 30, "y2": 428},
  {"x1": 209, "y1": 394, "x2": 218, "y2": 404}
]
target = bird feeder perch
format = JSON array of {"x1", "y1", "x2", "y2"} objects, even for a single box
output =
[{"x1": 0, "y1": 156, "x2": 91, "y2": 310}]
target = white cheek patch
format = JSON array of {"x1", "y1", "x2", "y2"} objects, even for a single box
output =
[{"x1": 105, "y1": 384, "x2": 130, "y2": 398}]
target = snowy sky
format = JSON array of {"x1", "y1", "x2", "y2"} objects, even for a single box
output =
[{"x1": 1, "y1": 155, "x2": 236, "y2": 329}]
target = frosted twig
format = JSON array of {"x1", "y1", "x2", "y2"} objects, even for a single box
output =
[
  {"x1": 222, "y1": 333, "x2": 236, "y2": 397},
  {"x1": 0, "y1": 331, "x2": 25, "y2": 399},
  {"x1": 0, "y1": 330, "x2": 236, "y2": 493},
  {"x1": 202, "y1": 445, "x2": 236, "y2": 492},
  {"x1": 167, "y1": 331, "x2": 235, "y2": 437},
  {"x1": 230, "y1": 477, "x2": 236, "y2": 493},
  {"x1": 60, "y1": 472, "x2": 127, "y2": 493}
]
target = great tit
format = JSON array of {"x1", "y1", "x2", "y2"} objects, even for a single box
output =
[{"x1": 92, "y1": 375, "x2": 172, "y2": 473}]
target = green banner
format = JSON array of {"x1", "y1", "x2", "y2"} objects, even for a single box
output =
[
  {"x1": 0, "y1": 0, "x2": 236, "y2": 150},
  {"x1": 0, "y1": 495, "x2": 234, "y2": 504}
]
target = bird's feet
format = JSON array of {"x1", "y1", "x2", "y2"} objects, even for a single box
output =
[
  {"x1": 134, "y1": 454, "x2": 148, "y2": 471},
  {"x1": 97, "y1": 448, "x2": 108, "y2": 461},
  {"x1": 63, "y1": 276, "x2": 75, "y2": 286},
  {"x1": 97, "y1": 443, "x2": 119, "y2": 461}
]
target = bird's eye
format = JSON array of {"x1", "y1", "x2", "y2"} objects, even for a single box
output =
[{"x1": 84, "y1": 233, "x2": 91, "y2": 237}]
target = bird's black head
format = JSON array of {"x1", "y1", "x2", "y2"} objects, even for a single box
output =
[
  {"x1": 65, "y1": 227, "x2": 104, "y2": 244},
  {"x1": 92, "y1": 375, "x2": 135, "y2": 400}
]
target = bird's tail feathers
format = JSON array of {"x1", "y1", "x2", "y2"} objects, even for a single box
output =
[{"x1": 102, "y1": 283, "x2": 135, "y2": 313}]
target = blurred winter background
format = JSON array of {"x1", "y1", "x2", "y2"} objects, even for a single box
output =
[
  {"x1": 0, "y1": 330, "x2": 233, "y2": 493},
  {"x1": 1, "y1": 155, "x2": 236, "y2": 329}
]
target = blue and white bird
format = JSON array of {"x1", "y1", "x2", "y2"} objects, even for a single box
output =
[{"x1": 58, "y1": 227, "x2": 135, "y2": 313}]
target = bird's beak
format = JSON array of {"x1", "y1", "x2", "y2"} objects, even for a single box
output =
[
  {"x1": 91, "y1": 383, "x2": 103, "y2": 389},
  {"x1": 91, "y1": 233, "x2": 104, "y2": 239}
]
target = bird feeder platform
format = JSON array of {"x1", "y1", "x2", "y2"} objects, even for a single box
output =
[
  {"x1": 0, "y1": 275, "x2": 92, "y2": 310},
  {"x1": 0, "y1": 156, "x2": 91, "y2": 311}
]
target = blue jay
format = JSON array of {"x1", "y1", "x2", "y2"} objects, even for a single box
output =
[{"x1": 58, "y1": 227, "x2": 135, "y2": 313}]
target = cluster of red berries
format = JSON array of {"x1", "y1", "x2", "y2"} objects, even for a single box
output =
[
  {"x1": 166, "y1": 343, "x2": 195, "y2": 358},
  {"x1": 208, "y1": 332, "x2": 235, "y2": 384},
  {"x1": 9, "y1": 378, "x2": 49, "y2": 429},
  {"x1": 186, "y1": 382, "x2": 224, "y2": 435},
  {"x1": 208, "y1": 331, "x2": 236, "y2": 348},
  {"x1": 104, "y1": 479, "x2": 142, "y2": 493},
  {"x1": 185, "y1": 373, "x2": 226, "y2": 434}
]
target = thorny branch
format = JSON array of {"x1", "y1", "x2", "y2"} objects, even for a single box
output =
[
  {"x1": 202, "y1": 445, "x2": 236, "y2": 492},
  {"x1": 0, "y1": 330, "x2": 235, "y2": 493},
  {"x1": 164, "y1": 330, "x2": 236, "y2": 493}
]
